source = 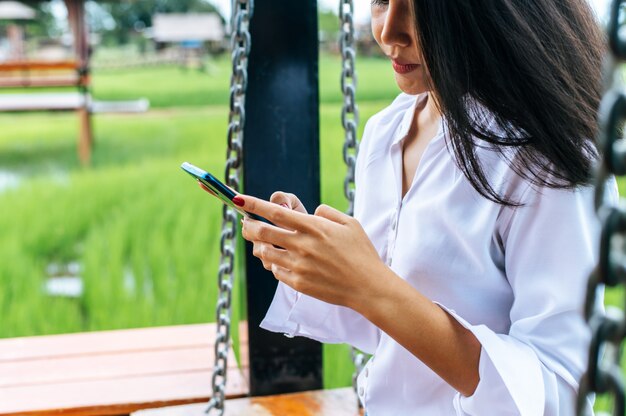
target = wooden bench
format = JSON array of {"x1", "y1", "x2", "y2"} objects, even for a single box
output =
[
  {"x1": 133, "y1": 388, "x2": 362, "y2": 416},
  {"x1": 0, "y1": 60, "x2": 88, "y2": 89},
  {"x1": 0, "y1": 323, "x2": 248, "y2": 416}
]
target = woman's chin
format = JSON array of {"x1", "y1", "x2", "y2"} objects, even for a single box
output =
[{"x1": 395, "y1": 76, "x2": 430, "y2": 96}]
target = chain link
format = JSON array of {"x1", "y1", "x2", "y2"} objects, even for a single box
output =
[
  {"x1": 340, "y1": 0, "x2": 360, "y2": 217},
  {"x1": 577, "y1": 1, "x2": 626, "y2": 414},
  {"x1": 205, "y1": 1, "x2": 253, "y2": 414},
  {"x1": 339, "y1": 0, "x2": 366, "y2": 407}
]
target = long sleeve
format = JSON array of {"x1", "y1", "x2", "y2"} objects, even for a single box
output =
[
  {"x1": 436, "y1": 183, "x2": 608, "y2": 415},
  {"x1": 260, "y1": 282, "x2": 381, "y2": 354}
]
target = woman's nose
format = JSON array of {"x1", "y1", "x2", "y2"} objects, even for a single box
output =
[{"x1": 380, "y1": 1, "x2": 413, "y2": 49}]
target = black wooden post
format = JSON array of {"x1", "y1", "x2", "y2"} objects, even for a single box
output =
[{"x1": 242, "y1": 0, "x2": 323, "y2": 397}]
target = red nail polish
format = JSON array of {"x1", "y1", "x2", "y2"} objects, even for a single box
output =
[{"x1": 232, "y1": 196, "x2": 245, "y2": 207}]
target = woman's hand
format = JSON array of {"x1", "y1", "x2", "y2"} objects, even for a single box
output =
[
  {"x1": 252, "y1": 192, "x2": 307, "y2": 272},
  {"x1": 239, "y1": 194, "x2": 387, "y2": 309}
]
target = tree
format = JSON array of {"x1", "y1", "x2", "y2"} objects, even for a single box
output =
[{"x1": 0, "y1": 2, "x2": 61, "y2": 40}]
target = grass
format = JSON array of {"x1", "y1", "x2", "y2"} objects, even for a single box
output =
[
  {"x1": 0, "y1": 52, "x2": 624, "y2": 404},
  {"x1": 0, "y1": 53, "x2": 397, "y2": 388}
]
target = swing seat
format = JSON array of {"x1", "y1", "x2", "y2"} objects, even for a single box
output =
[
  {"x1": 132, "y1": 387, "x2": 362, "y2": 416},
  {"x1": 0, "y1": 323, "x2": 248, "y2": 415}
]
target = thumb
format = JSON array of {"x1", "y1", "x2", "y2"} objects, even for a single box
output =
[
  {"x1": 270, "y1": 192, "x2": 308, "y2": 214},
  {"x1": 314, "y1": 204, "x2": 350, "y2": 224}
]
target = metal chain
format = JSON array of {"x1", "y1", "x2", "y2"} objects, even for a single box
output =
[
  {"x1": 577, "y1": 1, "x2": 626, "y2": 414},
  {"x1": 205, "y1": 0, "x2": 254, "y2": 414},
  {"x1": 339, "y1": 0, "x2": 366, "y2": 407},
  {"x1": 340, "y1": 0, "x2": 360, "y2": 217}
]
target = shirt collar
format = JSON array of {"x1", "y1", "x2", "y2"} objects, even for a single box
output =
[{"x1": 391, "y1": 93, "x2": 445, "y2": 146}]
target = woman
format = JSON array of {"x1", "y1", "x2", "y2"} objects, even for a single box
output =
[{"x1": 237, "y1": 0, "x2": 612, "y2": 414}]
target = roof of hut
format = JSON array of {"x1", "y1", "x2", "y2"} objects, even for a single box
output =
[
  {"x1": 0, "y1": 1, "x2": 36, "y2": 20},
  {"x1": 150, "y1": 13, "x2": 224, "y2": 42}
]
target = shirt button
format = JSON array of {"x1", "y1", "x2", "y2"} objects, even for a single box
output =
[{"x1": 359, "y1": 387, "x2": 364, "y2": 396}]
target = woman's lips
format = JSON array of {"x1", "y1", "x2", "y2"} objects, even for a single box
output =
[{"x1": 392, "y1": 59, "x2": 420, "y2": 74}]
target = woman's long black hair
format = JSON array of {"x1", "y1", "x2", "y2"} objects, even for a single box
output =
[{"x1": 413, "y1": 0, "x2": 605, "y2": 205}]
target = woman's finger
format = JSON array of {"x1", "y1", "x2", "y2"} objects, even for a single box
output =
[
  {"x1": 251, "y1": 241, "x2": 293, "y2": 271},
  {"x1": 271, "y1": 263, "x2": 295, "y2": 285},
  {"x1": 270, "y1": 192, "x2": 308, "y2": 214},
  {"x1": 197, "y1": 181, "x2": 218, "y2": 196},
  {"x1": 237, "y1": 194, "x2": 317, "y2": 233},
  {"x1": 268, "y1": 192, "x2": 303, "y2": 231},
  {"x1": 314, "y1": 204, "x2": 351, "y2": 225},
  {"x1": 242, "y1": 217, "x2": 297, "y2": 249},
  {"x1": 252, "y1": 242, "x2": 276, "y2": 270},
  {"x1": 270, "y1": 192, "x2": 293, "y2": 208}
]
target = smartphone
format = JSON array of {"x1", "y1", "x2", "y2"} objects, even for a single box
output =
[{"x1": 180, "y1": 162, "x2": 273, "y2": 224}]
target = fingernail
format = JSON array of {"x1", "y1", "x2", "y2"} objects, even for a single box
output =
[
  {"x1": 280, "y1": 203, "x2": 289, "y2": 208},
  {"x1": 232, "y1": 196, "x2": 245, "y2": 207}
]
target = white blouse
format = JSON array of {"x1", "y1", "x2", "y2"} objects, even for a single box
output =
[{"x1": 260, "y1": 93, "x2": 613, "y2": 415}]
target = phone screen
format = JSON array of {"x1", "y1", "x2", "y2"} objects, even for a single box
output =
[{"x1": 181, "y1": 162, "x2": 273, "y2": 224}]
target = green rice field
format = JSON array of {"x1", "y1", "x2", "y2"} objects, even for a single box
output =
[{"x1": 0, "y1": 53, "x2": 399, "y2": 390}]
